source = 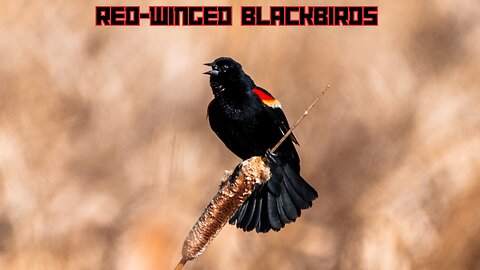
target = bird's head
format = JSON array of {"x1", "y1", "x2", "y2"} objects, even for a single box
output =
[{"x1": 204, "y1": 57, "x2": 245, "y2": 85}]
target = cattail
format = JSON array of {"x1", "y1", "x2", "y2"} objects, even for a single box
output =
[{"x1": 175, "y1": 156, "x2": 271, "y2": 269}]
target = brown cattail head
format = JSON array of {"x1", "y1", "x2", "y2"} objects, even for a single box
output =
[{"x1": 180, "y1": 156, "x2": 270, "y2": 262}]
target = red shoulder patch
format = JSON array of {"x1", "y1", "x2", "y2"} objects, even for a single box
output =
[{"x1": 252, "y1": 88, "x2": 282, "y2": 108}]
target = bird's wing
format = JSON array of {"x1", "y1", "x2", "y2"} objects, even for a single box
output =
[
  {"x1": 228, "y1": 87, "x2": 317, "y2": 233},
  {"x1": 251, "y1": 87, "x2": 299, "y2": 145}
]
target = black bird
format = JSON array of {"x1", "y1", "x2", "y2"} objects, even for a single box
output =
[{"x1": 204, "y1": 57, "x2": 318, "y2": 233}]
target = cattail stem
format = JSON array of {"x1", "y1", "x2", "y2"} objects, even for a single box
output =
[
  {"x1": 271, "y1": 84, "x2": 331, "y2": 153},
  {"x1": 174, "y1": 258, "x2": 188, "y2": 270}
]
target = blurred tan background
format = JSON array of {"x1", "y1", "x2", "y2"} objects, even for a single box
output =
[{"x1": 1, "y1": 0, "x2": 480, "y2": 269}]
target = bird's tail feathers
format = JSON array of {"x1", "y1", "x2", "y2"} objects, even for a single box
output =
[{"x1": 229, "y1": 151, "x2": 318, "y2": 233}]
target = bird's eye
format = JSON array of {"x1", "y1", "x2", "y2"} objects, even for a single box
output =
[{"x1": 222, "y1": 64, "x2": 229, "y2": 70}]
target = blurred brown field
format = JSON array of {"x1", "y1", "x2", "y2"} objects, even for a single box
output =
[{"x1": 1, "y1": 1, "x2": 480, "y2": 269}]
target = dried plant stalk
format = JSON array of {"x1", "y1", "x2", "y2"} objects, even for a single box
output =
[
  {"x1": 176, "y1": 156, "x2": 271, "y2": 269},
  {"x1": 271, "y1": 84, "x2": 330, "y2": 153}
]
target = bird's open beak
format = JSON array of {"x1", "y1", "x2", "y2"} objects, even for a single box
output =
[
  {"x1": 203, "y1": 70, "x2": 219, "y2": 76},
  {"x1": 203, "y1": 62, "x2": 219, "y2": 76}
]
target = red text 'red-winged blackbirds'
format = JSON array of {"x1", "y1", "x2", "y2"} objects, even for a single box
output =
[{"x1": 204, "y1": 57, "x2": 318, "y2": 233}]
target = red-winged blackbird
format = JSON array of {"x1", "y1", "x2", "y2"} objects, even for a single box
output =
[{"x1": 204, "y1": 57, "x2": 318, "y2": 233}]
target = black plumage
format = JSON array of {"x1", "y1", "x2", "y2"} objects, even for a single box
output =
[{"x1": 205, "y1": 57, "x2": 318, "y2": 233}]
